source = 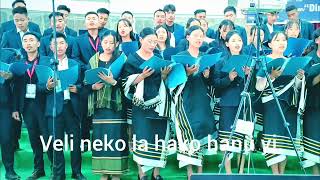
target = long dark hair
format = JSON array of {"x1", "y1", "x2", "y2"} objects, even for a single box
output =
[
  {"x1": 269, "y1": 31, "x2": 288, "y2": 43},
  {"x1": 225, "y1": 30, "x2": 243, "y2": 56},
  {"x1": 155, "y1": 24, "x2": 170, "y2": 49},
  {"x1": 284, "y1": 20, "x2": 301, "y2": 38},
  {"x1": 101, "y1": 30, "x2": 121, "y2": 62},
  {"x1": 216, "y1": 19, "x2": 235, "y2": 46},
  {"x1": 185, "y1": 18, "x2": 201, "y2": 37},
  {"x1": 116, "y1": 18, "x2": 136, "y2": 43}
]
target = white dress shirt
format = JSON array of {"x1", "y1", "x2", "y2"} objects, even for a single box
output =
[
  {"x1": 266, "y1": 23, "x2": 274, "y2": 34},
  {"x1": 16, "y1": 27, "x2": 29, "y2": 41},
  {"x1": 58, "y1": 56, "x2": 69, "y2": 71}
]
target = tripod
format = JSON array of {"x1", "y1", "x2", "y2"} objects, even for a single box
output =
[
  {"x1": 49, "y1": 0, "x2": 59, "y2": 177},
  {"x1": 218, "y1": 6, "x2": 306, "y2": 174}
]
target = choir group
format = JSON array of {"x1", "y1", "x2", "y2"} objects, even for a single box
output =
[{"x1": 0, "y1": 0, "x2": 319, "y2": 180}]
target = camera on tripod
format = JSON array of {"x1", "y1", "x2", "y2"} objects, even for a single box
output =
[{"x1": 243, "y1": 0, "x2": 285, "y2": 24}]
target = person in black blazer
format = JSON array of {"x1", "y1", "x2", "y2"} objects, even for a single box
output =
[
  {"x1": 72, "y1": 12, "x2": 102, "y2": 67},
  {"x1": 40, "y1": 12, "x2": 75, "y2": 58},
  {"x1": 153, "y1": 9, "x2": 166, "y2": 26},
  {"x1": 262, "y1": 11, "x2": 284, "y2": 44},
  {"x1": 0, "y1": 0, "x2": 41, "y2": 42},
  {"x1": 43, "y1": 11, "x2": 77, "y2": 38},
  {"x1": 96, "y1": 7, "x2": 116, "y2": 35},
  {"x1": 0, "y1": 48, "x2": 20, "y2": 180},
  {"x1": 40, "y1": 35, "x2": 75, "y2": 58},
  {"x1": 1, "y1": 7, "x2": 41, "y2": 51},
  {"x1": 43, "y1": 27, "x2": 77, "y2": 38},
  {"x1": 163, "y1": 4, "x2": 185, "y2": 47},
  {"x1": 72, "y1": 11, "x2": 102, "y2": 146},
  {"x1": 194, "y1": 9, "x2": 216, "y2": 39},
  {"x1": 285, "y1": 5, "x2": 314, "y2": 40},
  {"x1": 49, "y1": 4, "x2": 78, "y2": 38},
  {"x1": 45, "y1": 32, "x2": 86, "y2": 180},
  {"x1": 11, "y1": 32, "x2": 49, "y2": 180},
  {"x1": 1, "y1": 6, "x2": 43, "y2": 152},
  {"x1": 223, "y1": 6, "x2": 248, "y2": 45}
]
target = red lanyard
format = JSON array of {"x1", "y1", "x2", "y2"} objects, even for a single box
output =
[
  {"x1": 89, "y1": 37, "x2": 100, "y2": 52},
  {"x1": 26, "y1": 59, "x2": 38, "y2": 83}
]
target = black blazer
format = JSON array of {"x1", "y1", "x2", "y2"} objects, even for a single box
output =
[
  {"x1": 235, "y1": 25, "x2": 248, "y2": 46},
  {"x1": 300, "y1": 20, "x2": 314, "y2": 40},
  {"x1": 173, "y1": 23, "x2": 185, "y2": 47},
  {"x1": 43, "y1": 26, "x2": 77, "y2": 37},
  {"x1": 0, "y1": 20, "x2": 41, "y2": 42},
  {"x1": 71, "y1": 32, "x2": 103, "y2": 67},
  {"x1": 1, "y1": 28, "x2": 23, "y2": 50},
  {"x1": 206, "y1": 28, "x2": 216, "y2": 39},
  {"x1": 12, "y1": 56, "x2": 49, "y2": 112},
  {"x1": 262, "y1": 23, "x2": 284, "y2": 43},
  {"x1": 44, "y1": 58, "x2": 81, "y2": 118},
  {"x1": 213, "y1": 55, "x2": 244, "y2": 107},
  {"x1": 40, "y1": 35, "x2": 75, "y2": 58},
  {"x1": 0, "y1": 48, "x2": 17, "y2": 108}
]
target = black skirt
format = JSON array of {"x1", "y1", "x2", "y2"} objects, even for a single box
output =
[
  {"x1": 262, "y1": 100, "x2": 301, "y2": 166},
  {"x1": 302, "y1": 107, "x2": 320, "y2": 167}
]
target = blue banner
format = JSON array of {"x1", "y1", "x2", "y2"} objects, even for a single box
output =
[
  {"x1": 246, "y1": 0, "x2": 320, "y2": 24},
  {"x1": 278, "y1": 0, "x2": 320, "y2": 23}
]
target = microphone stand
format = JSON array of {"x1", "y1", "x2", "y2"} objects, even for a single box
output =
[
  {"x1": 218, "y1": 3, "x2": 306, "y2": 174},
  {"x1": 50, "y1": 0, "x2": 59, "y2": 176}
]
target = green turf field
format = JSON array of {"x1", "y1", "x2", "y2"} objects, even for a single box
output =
[{"x1": 0, "y1": 129, "x2": 313, "y2": 179}]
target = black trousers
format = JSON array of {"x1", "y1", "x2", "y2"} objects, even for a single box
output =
[
  {"x1": 12, "y1": 117, "x2": 21, "y2": 149},
  {"x1": 48, "y1": 102, "x2": 82, "y2": 176},
  {"x1": 80, "y1": 97, "x2": 91, "y2": 140},
  {"x1": 0, "y1": 107, "x2": 14, "y2": 173},
  {"x1": 23, "y1": 100, "x2": 48, "y2": 171}
]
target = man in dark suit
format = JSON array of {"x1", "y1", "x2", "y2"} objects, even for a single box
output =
[
  {"x1": 12, "y1": 32, "x2": 49, "y2": 180},
  {"x1": 262, "y1": 11, "x2": 284, "y2": 43},
  {"x1": 0, "y1": 48, "x2": 20, "y2": 180},
  {"x1": 1, "y1": 7, "x2": 41, "y2": 50},
  {"x1": 72, "y1": 11, "x2": 102, "y2": 148},
  {"x1": 43, "y1": 26, "x2": 77, "y2": 38},
  {"x1": 194, "y1": 9, "x2": 216, "y2": 39},
  {"x1": 97, "y1": 8, "x2": 115, "y2": 35},
  {"x1": 0, "y1": 0, "x2": 41, "y2": 42},
  {"x1": 285, "y1": 5, "x2": 314, "y2": 40},
  {"x1": 43, "y1": 5, "x2": 77, "y2": 37},
  {"x1": 153, "y1": 9, "x2": 166, "y2": 26},
  {"x1": 40, "y1": 12, "x2": 75, "y2": 58},
  {"x1": 45, "y1": 32, "x2": 86, "y2": 180},
  {"x1": 223, "y1": 6, "x2": 248, "y2": 45},
  {"x1": 72, "y1": 12, "x2": 102, "y2": 67},
  {"x1": 1, "y1": 6, "x2": 43, "y2": 152},
  {"x1": 163, "y1": 4, "x2": 185, "y2": 47}
]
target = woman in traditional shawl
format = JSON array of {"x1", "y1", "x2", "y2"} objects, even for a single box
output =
[
  {"x1": 86, "y1": 31, "x2": 128, "y2": 180},
  {"x1": 122, "y1": 27, "x2": 171, "y2": 180},
  {"x1": 171, "y1": 25, "x2": 217, "y2": 179},
  {"x1": 255, "y1": 31, "x2": 305, "y2": 174}
]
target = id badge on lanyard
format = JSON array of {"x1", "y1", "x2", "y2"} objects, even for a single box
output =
[
  {"x1": 64, "y1": 89, "x2": 70, "y2": 100},
  {"x1": 56, "y1": 79, "x2": 62, "y2": 93},
  {"x1": 26, "y1": 84, "x2": 36, "y2": 99},
  {"x1": 89, "y1": 37, "x2": 100, "y2": 53},
  {"x1": 25, "y1": 60, "x2": 38, "y2": 99}
]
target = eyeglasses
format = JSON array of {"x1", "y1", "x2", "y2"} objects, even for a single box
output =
[{"x1": 147, "y1": 39, "x2": 158, "y2": 45}]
